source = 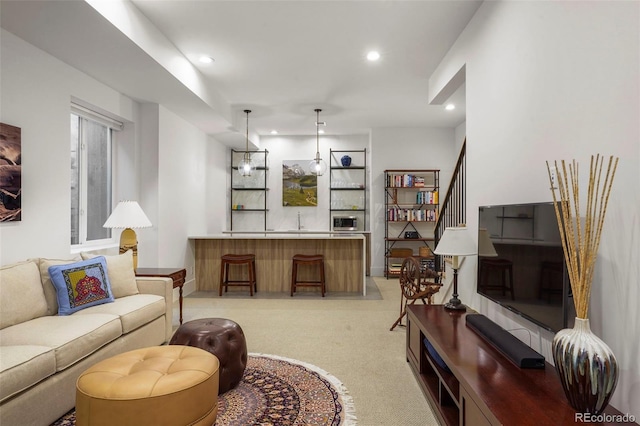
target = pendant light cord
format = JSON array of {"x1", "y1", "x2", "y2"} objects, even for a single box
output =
[
  {"x1": 315, "y1": 108, "x2": 321, "y2": 161},
  {"x1": 244, "y1": 109, "x2": 251, "y2": 161},
  {"x1": 309, "y1": 108, "x2": 326, "y2": 176}
]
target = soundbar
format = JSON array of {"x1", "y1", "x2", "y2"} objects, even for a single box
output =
[{"x1": 465, "y1": 314, "x2": 545, "y2": 369}]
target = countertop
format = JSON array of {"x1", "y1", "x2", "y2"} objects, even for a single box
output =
[{"x1": 189, "y1": 231, "x2": 366, "y2": 240}]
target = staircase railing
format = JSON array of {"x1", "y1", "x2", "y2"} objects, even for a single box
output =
[{"x1": 434, "y1": 139, "x2": 466, "y2": 271}]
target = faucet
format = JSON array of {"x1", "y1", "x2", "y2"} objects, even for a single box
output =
[{"x1": 297, "y1": 211, "x2": 301, "y2": 230}]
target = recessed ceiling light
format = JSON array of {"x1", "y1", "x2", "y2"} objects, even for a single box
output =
[
  {"x1": 445, "y1": 103, "x2": 456, "y2": 111},
  {"x1": 366, "y1": 51, "x2": 381, "y2": 61},
  {"x1": 199, "y1": 56, "x2": 214, "y2": 64},
  {"x1": 270, "y1": 130, "x2": 278, "y2": 135}
]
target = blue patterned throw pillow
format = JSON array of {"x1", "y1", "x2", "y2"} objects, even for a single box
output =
[{"x1": 48, "y1": 256, "x2": 114, "y2": 315}]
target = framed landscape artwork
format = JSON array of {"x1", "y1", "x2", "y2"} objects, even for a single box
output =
[
  {"x1": 282, "y1": 160, "x2": 317, "y2": 207},
  {"x1": 0, "y1": 122, "x2": 22, "y2": 222}
]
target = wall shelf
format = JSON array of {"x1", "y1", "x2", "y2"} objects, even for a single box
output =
[
  {"x1": 330, "y1": 166, "x2": 366, "y2": 170},
  {"x1": 230, "y1": 149, "x2": 269, "y2": 231},
  {"x1": 386, "y1": 237, "x2": 434, "y2": 242},
  {"x1": 329, "y1": 149, "x2": 367, "y2": 231}
]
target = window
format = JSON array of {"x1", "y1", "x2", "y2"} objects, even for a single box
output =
[{"x1": 70, "y1": 104, "x2": 122, "y2": 247}]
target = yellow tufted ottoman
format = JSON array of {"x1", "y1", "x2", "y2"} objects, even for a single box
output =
[{"x1": 76, "y1": 346, "x2": 220, "y2": 426}]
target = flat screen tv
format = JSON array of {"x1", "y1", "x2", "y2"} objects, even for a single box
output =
[{"x1": 477, "y1": 202, "x2": 574, "y2": 332}]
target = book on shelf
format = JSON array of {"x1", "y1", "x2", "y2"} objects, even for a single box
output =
[
  {"x1": 389, "y1": 261, "x2": 402, "y2": 269},
  {"x1": 416, "y1": 191, "x2": 439, "y2": 204},
  {"x1": 420, "y1": 258, "x2": 435, "y2": 270},
  {"x1": 387, "y1": 207, "x2": 436, "y2": 221},
  {"x1": 386, "y1": 173, "x2": 424, "y2": 188}
]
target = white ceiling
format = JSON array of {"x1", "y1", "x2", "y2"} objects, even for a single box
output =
[{"x1": 1, "y1": 0, "x2": 480, "y2": 141}]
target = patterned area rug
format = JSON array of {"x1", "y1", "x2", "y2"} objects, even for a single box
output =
[{"x1": 52, "y1": 353, "x2": 356, "y2": 426}]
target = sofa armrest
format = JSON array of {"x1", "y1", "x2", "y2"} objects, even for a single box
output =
[{"x1": 136, "y1": 277, "x2": 173, "y2": 342}]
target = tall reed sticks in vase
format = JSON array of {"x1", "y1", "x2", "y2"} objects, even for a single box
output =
[
  {"x1": 546, "y1": 154, "x2": 619, "y2": 319},
  {"x1": 546, "y1": 154, "x2": 620, "y2": 415}
]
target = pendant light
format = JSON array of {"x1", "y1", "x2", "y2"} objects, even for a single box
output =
[
  {"x1": 237, "y1": 109, "x2": 255, "y2": 177},
  {"x1": 309, "y1": 108, "x2": 327, "y2": 176}
]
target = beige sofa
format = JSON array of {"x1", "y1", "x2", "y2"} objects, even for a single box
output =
[{"x1": 0, "y1": 253, "x2": 174, "y2": 426}]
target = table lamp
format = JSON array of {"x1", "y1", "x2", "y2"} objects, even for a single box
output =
[
  {"x1": 433, "y1": 226, "x2": 476, "y2": 311},
  {"x1": 103, "y1": 200, "x2": 152, "y2": 270}
]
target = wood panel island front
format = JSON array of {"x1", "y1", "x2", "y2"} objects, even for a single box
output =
[{"x1": 189, "y1": 232, "x2": 366, "y2": 295}]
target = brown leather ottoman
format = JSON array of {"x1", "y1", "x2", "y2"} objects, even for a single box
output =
[
  {"x1": 170, "y1": 318, "x2": 247, "y2": 394},
  {"x1": 76, "y1": 346, "x2": 219, "y2": 426}
]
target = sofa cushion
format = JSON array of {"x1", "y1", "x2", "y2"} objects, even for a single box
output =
[
  {"x1": 0, "y1": 261, "x2": 48, "y2": 329},
  {"x1": 0, "y1": 345, "x2": 56, "y2": 402},
  {"x1": 75, "y1": 294, "x2": 165, "y2": 335},
  {"x1": 81, "y1": 250, "x2": 139, "y2": 298},
  {"x1": 48, "y1": 257, "x2": 115, "y2": 315},
  {"x1": 0, "y1": 314, "x2": 122, "y2": 371},
  {"x1": 36, "y1": 256, "x2": 82, "y2": 316}
]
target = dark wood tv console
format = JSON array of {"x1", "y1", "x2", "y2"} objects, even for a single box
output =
[{"x1": 406, "y1": 305, "x2": 634, "y2": 426}]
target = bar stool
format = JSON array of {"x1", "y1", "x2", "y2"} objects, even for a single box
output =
[
  {"x1": 478, "y1": 258, "x2": 515, "y2": 300},
  {"x1": 291, "y1": 254, "x2": 325, "y2": 297},
  {"x1": 219, "y1": 254, "x2": 257, "y2": 296}
]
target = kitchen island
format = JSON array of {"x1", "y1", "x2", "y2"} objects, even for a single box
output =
[{"x1": 189, "y1": 232, "x2": 366, "y2": 295}]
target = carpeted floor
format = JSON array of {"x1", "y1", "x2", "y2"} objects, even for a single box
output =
[
  {"x1": 52, "y1": 353, "x2": 355, "y2": 426},
  {"x1": 180, "y1": 276, "x2": 439, "y2": 426},
  {"x1": 53, "y1": 277, "x2": 439, "y2": 425}
]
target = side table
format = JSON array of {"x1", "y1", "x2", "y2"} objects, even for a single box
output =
[{"x1": 135, "y1": 268, "x2": 187, "y2": 324}]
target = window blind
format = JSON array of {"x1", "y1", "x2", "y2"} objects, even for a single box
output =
[{"x1": 71, "y1": 103, "x2": 124, "y2": 131}]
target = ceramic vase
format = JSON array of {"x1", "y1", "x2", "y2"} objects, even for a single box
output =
[
  {"x1": 552, "y1": 317, "x2": 618, "y2": 415},
  {"x1": 341, "y1": 155, "x2": 352, "y2": 167}
]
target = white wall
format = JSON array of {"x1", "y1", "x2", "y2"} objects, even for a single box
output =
[
  {"x1": 430, "y1": 1, "x2": 639, "y2": 415},
  {"x1": 249, "y1": 134, "x2": 370, "y2": 232},
  {"x1": 145, "y1": 106, "x2": 209, "y2": 285},
  {"x1": 138, "y1": 103, "x2": 160, "y2": 265},
  {"x1": 206, "y1": 137, "x2": 228, "y2": 235},
  {"x1": 137, "y1": 104, "x2": 221, "y2": 295},
  {"x1": 0, "y1": 29, "x2": 219, "y2": 302},
  {"x1": 370, "y1": 127, "x2": 457, "y2": 276},
  {"x1": 0, "y1": 29, "x2": 136, "y2": 263},
  {"x1": 454, "y1": 121, "x2": 466, "y2": 155}
]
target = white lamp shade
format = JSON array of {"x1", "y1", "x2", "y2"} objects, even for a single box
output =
[
  {"x1": 434, "y1": 226, "x2": 476, "y2": 256},
  {"x1": 478, "y1": 228, "x2": 498, "y2": 257},
  {"x1": 103, "y1": 201, "x2": 152, "y2": 229}
]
